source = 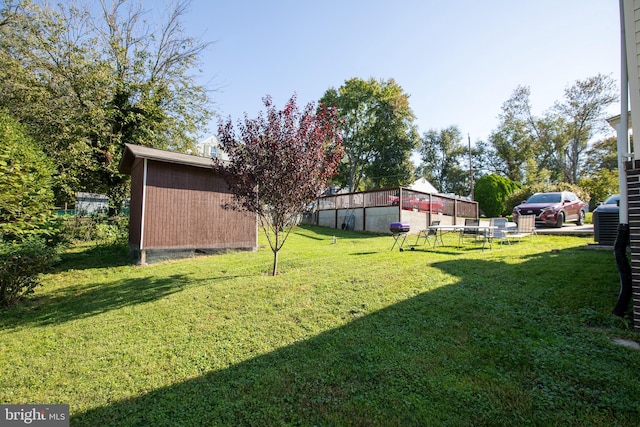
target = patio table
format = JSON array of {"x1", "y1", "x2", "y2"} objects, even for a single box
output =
[{"x1": 426, "y1": 224, "x2": 496, "y2": 250}]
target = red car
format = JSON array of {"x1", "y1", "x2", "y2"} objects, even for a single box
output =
[
  {"x1": 389, "y1": 195, "x2": 445, "y2": 213},
  {"x1": 513, "y1": 191, "x2": 586, "y2": 228}
]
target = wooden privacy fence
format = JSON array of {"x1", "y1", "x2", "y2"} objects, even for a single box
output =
[{"x1": 308, "y1": 187, "x2": 478, "y2": 234}]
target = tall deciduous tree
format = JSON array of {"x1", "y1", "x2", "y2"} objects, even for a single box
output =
[
  {"x1": 583, "y1": 136, "x2": 619, "y2": 175},
  {"x1": 486, "y1": 86, "x2": 540, "y2": 183},
  {"x1": 482, "y1": 86, "x2": 558, "y2": 183},
  {"x1": 0, "y1": 0, "x2": 212, "y2": 208},
  {"x1": 318, "y1": 78, "x2": 419, "y2": 192},
  {"x1": 484, "y1": 75, "x2": 618, "y2": 185},
  {"x1": 418, "y1": 126, "x2": 469, "y2": 196},
  {"x1": 551, "y1": 73, "x2": 618, "y2": 184},
  {"x1": 216, "y1": 95, "x2": 343, "y2": 276}
]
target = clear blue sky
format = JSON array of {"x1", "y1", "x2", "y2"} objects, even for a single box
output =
[{"x1": 183, "y1": 0, "x2": 621, "y2": 145}]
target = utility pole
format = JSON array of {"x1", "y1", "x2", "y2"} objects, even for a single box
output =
[{"x1": 468, "y1": 133, "x2": 474, "y2": 200}]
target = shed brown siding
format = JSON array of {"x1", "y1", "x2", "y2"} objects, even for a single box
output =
[
  {"x1": 142, "y1": 160, "x2": 256, "y2": 250},
  {"x1": 128, "y1": 157, "x2": 144, "y2": 249}
]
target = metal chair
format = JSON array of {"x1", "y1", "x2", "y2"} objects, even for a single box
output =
[
  {"x1": 488, "y1": 217, "x2": 510, "y2": 247},
  {"x1": 507, "y1": 214, "x2": 536, "y2": 241},
  {"x1": 414, "y1": 220, "x2": 442, "y2": 248},
  {"x1": 459, "y1": 218, "x2": 480, "y2": 247}
]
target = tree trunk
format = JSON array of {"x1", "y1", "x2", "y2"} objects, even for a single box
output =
[
  {"x1": 271, "y1": 230, "x2": 280, "y2": 276},
  {"x1": 272, "y1": 249, "x2": 279, "y2": 276}
]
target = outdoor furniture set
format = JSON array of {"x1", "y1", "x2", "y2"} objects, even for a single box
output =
[{"x1": 390, "y1": 215, "x2": 536, "y2": 251}]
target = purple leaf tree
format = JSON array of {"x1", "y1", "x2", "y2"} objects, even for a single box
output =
[{"x1": 215, "y1": 95, "x2": 343, "y2": 275}]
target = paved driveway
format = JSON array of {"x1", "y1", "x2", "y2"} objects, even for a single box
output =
[{"x1": 535, "y1": 223, "x2": 594, "y2": 236}]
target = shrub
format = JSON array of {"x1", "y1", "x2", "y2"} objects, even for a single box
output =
[
  {"x1": 0, "y1": 110, "x2": 63, "y2": 245},
  {"x1": 474, "y1": 174, "x2": 521, "y2": 217},
  {"x1": 94, "y1": 216, "x2": 128, "y2": 244},
  {"x1": 62, "y1": 214, "x2": 129, "y2": 244},
  {"x1": 0, "y1": 111, "x2": 63, "y2": 308},
  {"x1": 0, "y1": 237, "x2": 59, "y2": 308}
]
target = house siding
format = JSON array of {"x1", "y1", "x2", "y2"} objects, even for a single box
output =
[
  {"x1": 625, "y1": 160, "x2": 640, "y2": 331},
  {"x1": 625, "y1": 0, "x2": 640, "y2": 156},
  {"x1": 624, "y1": 0, "x2": 640, "y2": 330}
]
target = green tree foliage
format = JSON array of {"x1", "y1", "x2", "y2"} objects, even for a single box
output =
[
  {"x1": 551, "y1": 74, "x2": 618, "y2": 184},
  {"x1": 0, "y1": 110, "x2": 60, "y2": 242},
  {"x1": 583, "y1": 136, "x2": 618, "y2": 176},
  {"x1": 485, "y1": 86, "x2": 540, "y2": 183},
  {"x1": 318, "y1": 78, "x2": 419, "y2": 191},
  {"x1": 474, "y1": 174, "x2": 521, "y2": 217},
  {"x1": 0, "y1": 0, "x2": 212, "y2": 208},
  {"x1": 0, "y1": 110, "x2": 61, "y2": 309},
  {"x1": 579, "y1": 135, "x2": 620, "y2": 210},
  {"x1": 550, "y1": 74, "x2": 618, "y2": 184},
  {"x1": 418, "y1": 126, "x2": 469, "y2": 195},
  {"x1": 216, "y1": 95, "x2": 343, "y2": 276},
  {"x1": 523, "y1": 157, "x2": 552, "y2": 187},
  {"x1": 484, "y1": 75, "x2": 618, "y2": 185},
  {"x1": 578, "y1": 169, "x2": 619, "y2": 211}
]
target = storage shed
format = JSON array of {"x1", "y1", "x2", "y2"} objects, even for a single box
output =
[
  {"x1": 119, "y1": 143, "x2": 258, "y2": 264},
  {"x1": 75, "y1": 192, "x2": 109, "y2": 215}
]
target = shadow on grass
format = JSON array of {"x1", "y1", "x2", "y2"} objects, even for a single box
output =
[
  {"x1": 0, "y1": 273, "x2": 193, "y2": 329},
  {"x1": 292, "y1": 230, "x2": 325, "y2": 241},
  {"x1": 71, "y1": 247, "x2": 638, "y2": 426},
  {"x1": 52, "y1": 242, "x2": 134, "y2": 272},
  {"x1": 297, "y1": 224, "x2": 383, "y2": 240}
]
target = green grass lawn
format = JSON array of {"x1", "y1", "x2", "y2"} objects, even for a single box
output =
[
  {"x1": 586, "y1": 211, "x2": 593, "y2": 224},
  {"x1": 1, "y1": 225, "x2": 639, "y2": 426}
]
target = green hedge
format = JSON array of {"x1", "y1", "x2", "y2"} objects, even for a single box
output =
[{"x1": 474, "y1": 174, "x2": 521, "y2": 217}]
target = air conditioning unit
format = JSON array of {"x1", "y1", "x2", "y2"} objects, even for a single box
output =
[{"x1": 593, "y1": 207, "x2": 619, "y2": 245}]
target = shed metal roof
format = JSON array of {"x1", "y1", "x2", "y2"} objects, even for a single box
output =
[{"x1": 119, "y1": 143, "x2": 216, "y2": 174}]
